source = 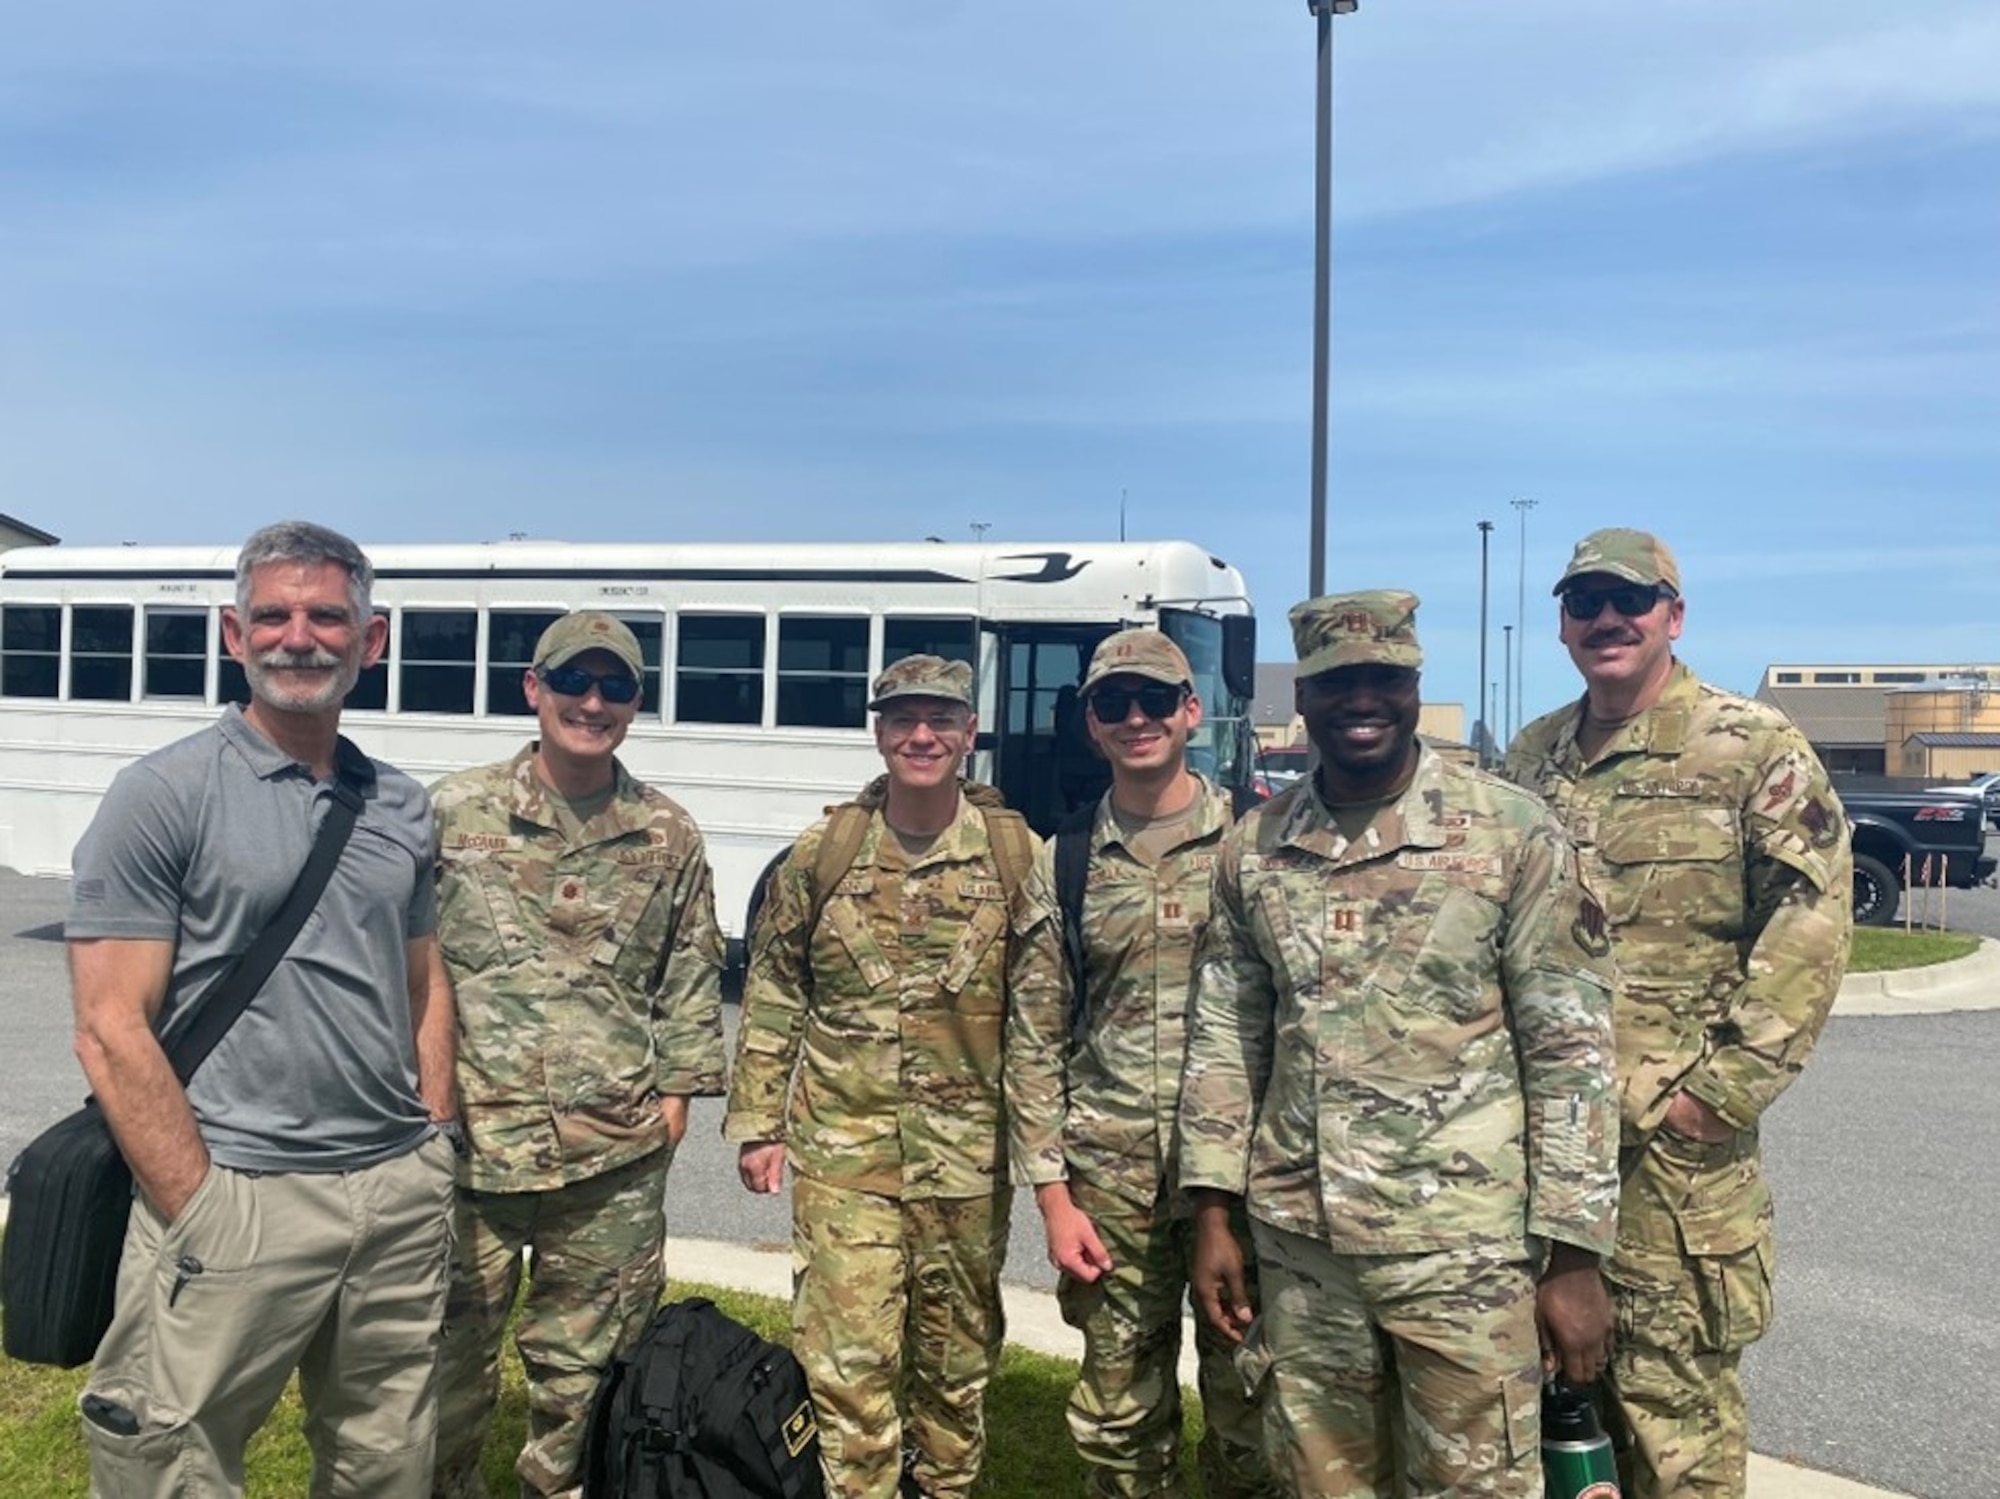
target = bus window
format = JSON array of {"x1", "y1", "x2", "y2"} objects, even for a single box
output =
[
  {"x1": 678, "y1": 613, "x2": 764, "y2": 726},
  {"x1": 1, "y1": 604, "x2": 60, "y2": 698},
  {"x1": 884, "y1": 616, "x2": 976, "y2": 670},
  {"x1": 994, "y1": 626, "x2": 1113, "y2": 834},
  {"x1": 143, "y1": 609, "x2": 208, "y2": 700},
  {"x1": 1161, "y1": 609, "x2": 1252, "y2": 797},
  {"x1": 401, "y1": 610, "x2": 477, "y2": 715},
  {"x1": 72, "y1": 606, "x2": 135, "y2": 703},
  {"x1": 777, "y1": 616, "x2": 869, "y2": 729},
  {"x1": 488, "y1": 609, "x2": 565, "y2": 716},
  {"x1": 618, "y1": 615, "x2": 664, "y2": 718}
]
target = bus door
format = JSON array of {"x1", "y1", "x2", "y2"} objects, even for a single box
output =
[{"x1": 989, "y1": 624, "x2": 1116, "y2": 835}]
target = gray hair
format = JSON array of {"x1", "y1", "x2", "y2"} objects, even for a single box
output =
[{"x1": 235, "y1": 521, "x2": 375, "y2": 620}]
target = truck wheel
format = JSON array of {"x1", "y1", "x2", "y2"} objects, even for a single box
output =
[{"x1": 1852, "y1": 853, "x2": 1900, "y2": 927}]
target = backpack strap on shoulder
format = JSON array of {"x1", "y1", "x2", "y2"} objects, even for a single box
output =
[
  {"x1": 978, "y1": 806, "x2": 1036, "y2": 915},
  {"x1": 1052, "y1": 801, "x2": 1097, "y2": 1047},
  {"x1": 806, "y1": 803, "x2": 875, "y2": 942},
  {"x1": 1229, "y1": 781, "x2": 1265, "y2": 821}
]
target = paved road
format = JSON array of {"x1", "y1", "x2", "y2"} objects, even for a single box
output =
[{"x1": 6, "y1": 867, "x2": 1996, "y2": 1498}]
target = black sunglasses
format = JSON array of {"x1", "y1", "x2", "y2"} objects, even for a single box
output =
[
  {"x1": 1561, "y1": 583, "x2": 1672, "y2": 621},
  {"x1": 536, "y1": 663, "x2": 641, "y2": 704},
  {"x1": 1088, "y1": 682, "x2": 1186, "y2": 724}
]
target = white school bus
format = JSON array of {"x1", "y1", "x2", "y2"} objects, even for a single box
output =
[{"x1": 0, "y1": 538, "x2": 1258, "y2": 937}]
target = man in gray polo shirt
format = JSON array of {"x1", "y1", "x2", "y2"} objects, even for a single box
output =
[{"x1": 67, "y1": 520, "x2": 458, "y2": 1499}]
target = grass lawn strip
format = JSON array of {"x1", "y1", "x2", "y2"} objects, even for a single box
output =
[
  {"x1": 1848, "y1": 928, "x2": 1979, "y2": 974},
  {"x1": 0, "y1": 1279, "x2": 1199, "y2": 1494}
]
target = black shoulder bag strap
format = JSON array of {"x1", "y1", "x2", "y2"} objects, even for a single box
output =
[
  {"x1": 165, "y1": 772, "x2": 365, "y2": 1085},
  {"x1": 1053, "y1": 803, "x2": 1096, "y2": 1049}
]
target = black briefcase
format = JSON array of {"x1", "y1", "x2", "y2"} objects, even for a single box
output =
[{"x1": 2, "y1": 1102, "x2": 134, "y2": 1368}]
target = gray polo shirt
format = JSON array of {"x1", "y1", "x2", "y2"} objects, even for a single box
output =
[{"x1": 68, "y1": 706, "x2": 438, "y2": 1173}]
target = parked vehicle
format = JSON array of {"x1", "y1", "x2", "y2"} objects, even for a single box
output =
[
  {"x1": 1836, "y1": 780, "x2": 1997, "y2": 926},
  {"x1": 1924, "y1": 770, "x2": 2000, "y2": 828}
]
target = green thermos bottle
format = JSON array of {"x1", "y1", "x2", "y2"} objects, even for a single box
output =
[{"x1": 1542, "y1": 1379, "x2": 1619, "y2": 1499}]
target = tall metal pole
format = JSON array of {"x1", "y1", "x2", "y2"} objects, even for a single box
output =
[
  {"x1": 1306, "y1": 2, "x2": 1342, "y2": 598},
  {"x1": 1502, "y1": 623, "x2": 1515, "y2": 749},
  {"x1": 1510, "y1": 497, "x2": 1537, "y2": 731},
  {"x1": 1477, "y1": 520, "x2": 1494, "y2": 765}
]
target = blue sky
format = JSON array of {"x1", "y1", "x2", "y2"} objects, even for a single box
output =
[{"x1": 3, "y1": 1, "x2": 1995, "y2": 733}]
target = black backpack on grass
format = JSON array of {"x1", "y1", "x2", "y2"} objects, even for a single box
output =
[{"x1": 582, "y1": 1297, "x2": 824, "y2": 1499}]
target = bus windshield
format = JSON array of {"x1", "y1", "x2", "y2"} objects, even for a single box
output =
[{"x1": 1161, "y1": 608, "x2": 1251, "y2": 796}]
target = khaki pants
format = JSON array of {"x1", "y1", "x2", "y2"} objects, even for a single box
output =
[
  {"x1": 789, "y1": 1177, "x2": 1010, "y2": 1499},
  {"x1": 82, "y1": 1134, "x2": 456, "y2": 1499},
  {"x1": 1248, "y1": 1222, "x2": 1543, "y2": 1499},
  {"x1": 432, "y1": 1149, "x2": 671, "y2": 1499}
]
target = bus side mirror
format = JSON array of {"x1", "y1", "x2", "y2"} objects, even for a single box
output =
[{"x1": 1222, "y1": 615, "x2": 1257, "y2": 702}]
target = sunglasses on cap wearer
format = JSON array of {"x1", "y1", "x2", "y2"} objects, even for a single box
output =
[
  {"x1": 1087, "y1": 682, "x2": 1188, "y2": 725},
  {"x1": 534, "y1": 663, "x2": 642, "y2": 704},
  {"x1": 1560, "y1": 583, "x2": 1675, "y2": 622}
]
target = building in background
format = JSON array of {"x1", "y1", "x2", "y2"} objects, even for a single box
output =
[
  {"x1": 1757, "y1": 663, "x2": 2000, "y2": 779},
  {"x1": 0, "y1": 514, "x2": 58, "y2": 552}
]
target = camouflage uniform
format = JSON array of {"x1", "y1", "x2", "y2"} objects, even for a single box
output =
[
  {"x1": 431, "y1": 743, "x2": 727, "y2": 1499},
  {"x1": 725, "y1": 658, "x2": 1057, "y2": 1499},
  {"x1": 1008, "y1": 772, "x2": 1282, "y2": 1498},
  {"x1": 1180, "y1": 592, "x2": 1620, "y2": 1499},
  {"x1": 1508, "y1": 558, "x2": 1852, "y2": 1499}
]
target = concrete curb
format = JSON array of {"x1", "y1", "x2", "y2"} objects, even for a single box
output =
[
  {"x1": 1834, "y1": 935, "x2": 2000, "y2": 1016},
  {"x1": 661, "y1": 1237, "x2": 1910, "y2": 1499}
]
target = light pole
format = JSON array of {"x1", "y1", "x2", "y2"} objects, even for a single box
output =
[
  {"x1": 1477, "y1": 519, "x2": 1494, "y2": 765},
  {"x1": 1502, "y1": 623, "x2": 1515, "y2": 749},
  {"x1": 1305, "y1": 0, "x2": 1357, "y2": 599},
  {"x1": 1510, "y1": 496, "x2": 1537, "y2": 731}
]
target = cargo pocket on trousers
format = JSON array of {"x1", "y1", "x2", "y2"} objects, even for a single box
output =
[
  {"x1": 1689, "y1": 1235, "x2": 1773, "y2": 1355},
  {"x1": 80, "y1": 1393, "x2": 189, "y2": 1485},
  {"x1": 1055, "y1": 1270, "x2": 1103, "y2": 1333},
  {"x1": 912, "y1": 1261, "x2": 997, "y2": 1385},
  {"x1": 1232, "y1": 1318, "x2": 1276, "y2": 1405},
  {"x1": 1501, "y1": 1366, "x2": 1542, "y2": 1465}
]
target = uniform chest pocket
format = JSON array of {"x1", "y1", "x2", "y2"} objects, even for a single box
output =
[
  {"x1": 1248, "y1": 882, "x2": 1319, "y2": 999},
  {"x1": 1596, "y1": 804, "x2": 1740, "y2": 928},
  {"x1": 818, "y1": 900, "x2": 898, "y2": 994},
  {"x1": 589, "y1": 867, "x2": 674, "y2": 992},
  {"x1": 1361, "y1": 875, "x2": 1501, "y2": 1023},
  {"x1": 938, "y1": 898, "x2": 1009, "y2": 1007},
  {"x1": 435, "y1": 856, "x2": 516, "y2": 975}
]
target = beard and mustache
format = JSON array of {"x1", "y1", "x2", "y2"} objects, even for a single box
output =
[{"x1": 243, "y1": 645, "x2": 362, "y2": 714}]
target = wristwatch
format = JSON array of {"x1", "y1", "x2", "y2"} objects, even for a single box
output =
[{"x1": 433, "y1": 1118, "x2": 469, "y2": 1158}]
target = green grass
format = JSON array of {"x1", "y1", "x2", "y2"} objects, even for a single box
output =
[
  {"x1": 1849, "y1": 927, "x2": 1980, "y2": 973},
  {"x1": 0, "y1": 1281, "x2": 1197, "y2": 1495}
]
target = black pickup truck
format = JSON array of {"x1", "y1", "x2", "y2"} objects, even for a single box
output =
[{"x1": 1835, "y1": 779, "x2": 1997, "y2": 926}]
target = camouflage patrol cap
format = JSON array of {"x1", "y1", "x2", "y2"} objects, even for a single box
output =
[
  {"x1": 1552, "y1": 527, "x2": 1681, "y2": 597},
  {"x1": 534, "y1": 612, "x2": 644, "y2": 677},
  {"x1": 869, "y1": 653, "x2": 975, "y2": 712},
  {"x1": 1081, "y1": 628, "x2": 1193, "y2": 694},
  {"x1": 1289, "y1": 590, "x2": 1423, "y2": 676}
]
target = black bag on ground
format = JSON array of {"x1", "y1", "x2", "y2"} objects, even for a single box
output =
[
  {"x1": 583, "y1": 1297, "x2": 823, "y2": 1499},
  {"x1": 1, "y1": 1102, "x2": 133, "y2": 1367}
]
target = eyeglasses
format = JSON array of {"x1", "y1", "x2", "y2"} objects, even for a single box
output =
[
  {"x1": 1087, "y1": 682, "x2": 1187, "y2": 724},
  {"x1": 1561, "y1": 584, "x2": 1672, "y2": 622},
  {"x1": 535, "y1": 664, "x2": 642, "y2": 704},
  {"x1": 882, "y1": 710, "x2": 970, "y2": 737}
]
